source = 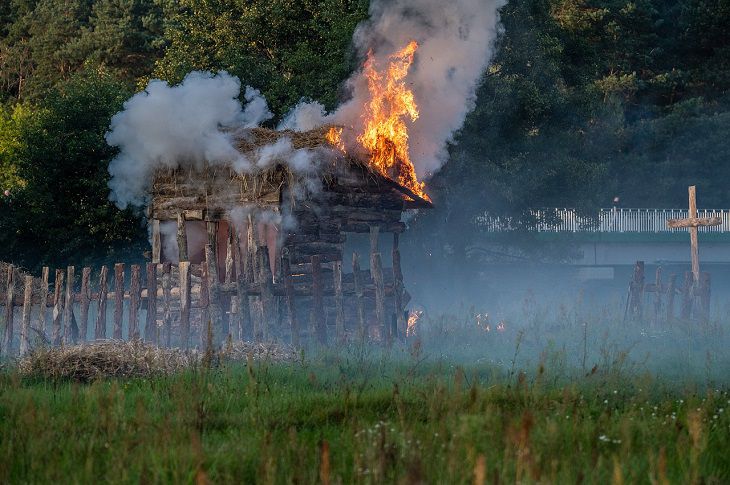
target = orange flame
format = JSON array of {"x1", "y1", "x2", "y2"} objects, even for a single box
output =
[
  {"x1": 407, "y1": 310, "x2": 423, "y2": 336},
  {"x1": 325, "y1": 126, "x2": 345, "y2": 153},
  {"x1": 357, "y1": 41, "x2": 430, "y2": 201}
]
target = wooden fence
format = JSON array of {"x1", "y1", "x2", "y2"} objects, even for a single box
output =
[{"x1": 0, "y1": 240, "x2": 406, "y2": 357}]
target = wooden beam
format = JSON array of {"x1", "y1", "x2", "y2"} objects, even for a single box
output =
[
  {"x1": 392, "y1": 233, "x2": 405, "y2": 339},
  {"x1": 95, "y1": 266, "x2": 108, "y2": 340},
  {"x1": 52, "y1": 269, "x2": 64, "y2": 346},
  {"x1": 688, "y1": 186, "x2": 699, "y2": 284},
  {"x1": 36, "y1": 267, "x2": 49, "y2": 342},
  {"x1": 151, "y1": 219, "x2": 161, "y2": 264},
  {"x1": 3, "y1": 265, "x2": 15, "y2": 354},
  {"x1": 283, "y1": 255, "x2": 299, "y2": 347},
  {"x1": 129, "y1": 265, "x2": 141, "y2": 340},
  {"x1": 259, "y1": 248, "x2": 275, "y2": 342},
  {"x1": 113, "y1": 263, "x2": 124, "y2": 339},
  {"x1": 145, "y1": 263, "x2": 157, "y2": 344},
  {"x1": 179, "y1": 261, "x2": 191, "y2": 348},
  {"x1": 63, "y1": 266, "x2": 75, "y2": 344},
  {"x1": 78, "y1": 267, "x2": 91, "y2": 343},
  {"x1": 666, "y1": 274, "x2": 677, "y2": 322},
  {"x1": 667, "y1": 216, "x2": 722, "y2": 228},
  {"x1": 233, "y1": 225, "x2": 251, "y2": 341},
  {"x1": 20, "y1": 275, "x2": 33, "y2": 355},
  {"x1": 205, "y1": 244, "x2": 224, "y2": 344},
  {"x1": 177, "y1": 212, "x2": 188, "y2": 261},
  {"x1": 161, "y1": 263, "x2": 172, "y2": 347}
]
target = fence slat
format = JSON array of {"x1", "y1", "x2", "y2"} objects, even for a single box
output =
[
  {"x1": 162, "y1": 263, "x2": 172, "y2": 347},
  {"x1": 20, "y1": 275, "x2": 33, "y2": 355},
  {"x1": 178, "y1": 261, "x2": 191, "y2": 349},
  {"x1": 63, "y1": 266, "x2": 75, "y2": 344},
  {"x1": 95, "y1": 266, "x2": 108, "y2": 340},
  {"x1": 36, "y1": 267, "x2": 49, "y2": 342},
  {"x1": 129, "y1": 264, "x2": 141, "y2": 340},
  {"x1": 352, "y1": 253, "x2": 365, "y2": 341},
  {"x1": 334, "y1": 260, "x2": 345, "y2": 343},
  {"x1": 78, "y1": 267, "x2": 91, "y2": 343},
  {"x1": 282, "y1": 256, "x2": 299, "y2": 347},
  {"x1": 52, "y1": 269, "x2": 64, "y2": 346},
  {"x1": 3, "y1": 265, "x2": 15, "y2": 354},
  {"x1": 113, "y1": 263, "x2": 124, "y2": 339},
  {"x1": 145, "y1": 263, "x2": 157, "y2": 344},
  {"x1": 205, "y1": 244, "x2": 223, "y2": 344},
  {"x1": 310, "y1": 255, "x2": 325, "y2": 345}
]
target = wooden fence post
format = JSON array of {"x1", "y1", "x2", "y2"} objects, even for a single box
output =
[
  {"x1": 145, "y1": 263, "x2": 157, "y2": 344},
  {"x1": 95, "y1": 266, "x2": 108, "y2": 340},
  {"x1": 199, "y1": 263, "x2": 210, "y2": 349},
  {"x1": 310, "y1": 254, "x2": 326, "y2": 345},
  {"x1": 52, "y1": 269, "x2": 64, "y2": 346},
  {"x1": 233, "y1": 226, "x2": 251, "y2": 341},
  {"x1": 179, "y1": 261, "x2": 191, "y2": 349},
  {"x1": 653, "y1": 266, "x2": 662, "y2": 326},
  {"x1": 352, "y1": 252, "x2": 365, "y2": 341},
  {"x1": 334, "y1": 260, "x2": 345, "y2": 343},
  {"x1": 628, "y1": 261, "x2": 645, "y2": 322},
  {"x1": 20, "y1": 275, "x2": 33, "y2": 355},
  {"x1": 113, "y1": 263, "x2": 125, "y2": 339},
  {"x1": 681, "y1": 271, "x2": 693, "y2": 320},
  {"x1": 282, "y1": 255, "x2": 299, "y2": 347},
  {"x1": 79, "y1": 267, "x2": 91, "y2": 343},
  {"x1": 666, "y1": 274, "x2": 678, "y2": 323},
  {"x1": 161, "y1": 263, "x2": 172, "y2": 347},
  {"x1": 259, "y1": 248, "x2": 275, "y2": 342},
  {"x1": 205, "y1": 244, "x2": 223, "y2": 345},
  {"x1": 700, "y1": 272, "x2": 711, "y2": 322},
  {"x1": 36, "y1": 267, "x2": 49, "y2": 342},
  {"x1": 3, "y1": 265, "x2": 15, "y2": 354},
  {"x1": 129, "y1": 265, "x2": 141, "y2": 340},
  {"x1": 63, "y1": 266, "x2": 76, "y2": 344},
  {"x1": 151, "y1": 219, "x2": 161, "y2": 264}
]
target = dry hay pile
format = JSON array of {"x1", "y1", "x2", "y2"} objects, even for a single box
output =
[
  {"x1": 17, "y1": 340, "x2": 196, "y2": 382},
  {"x1": 232, "y1": 125, "x2": 341, "y2": 153},
  {"x1": 0, "y1": 262, "x2": 43, "y2": 294},
  {"x1": 17, "y1": 340, "x2": 300, "y2": 382}
]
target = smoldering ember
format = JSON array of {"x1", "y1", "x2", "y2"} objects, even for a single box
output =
[{"x1": 1, "y1": 0, "x2": 730, "y2": 483}]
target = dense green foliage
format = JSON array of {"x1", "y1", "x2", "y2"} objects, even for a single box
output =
[
  {"x1": 2, "y1": 357, "x2": 730, "y2": 482},
  {"x1": 0, "y1": 0, "x2": 729, "y2": 268}
]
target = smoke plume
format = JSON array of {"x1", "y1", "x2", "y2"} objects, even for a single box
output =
[{"x1": 106, "y1": 71, "x2": 272, "y2": 208}]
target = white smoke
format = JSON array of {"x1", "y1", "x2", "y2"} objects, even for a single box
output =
[
  {"x1": 277, "y1": 101, "x2": 328, "y2": 132},
  {"x1": 283, "y1": 0, "x2": 504, "y2": 178},
  {"x1": 106, "y1": 71, "x2": 273, "y2": 208}
]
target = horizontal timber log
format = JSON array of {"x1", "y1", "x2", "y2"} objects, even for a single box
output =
[{"x1": 667, "y1": 216, "x2": 722, "y2": 228}]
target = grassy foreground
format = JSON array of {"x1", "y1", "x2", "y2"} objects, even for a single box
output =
[{"x1": 1, "y1": 347, "x2": 730, "y2": 484}]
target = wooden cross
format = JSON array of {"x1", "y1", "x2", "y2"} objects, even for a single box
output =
[{"x1": 666, "y1": 186, "x2": 721, "y2": 284}]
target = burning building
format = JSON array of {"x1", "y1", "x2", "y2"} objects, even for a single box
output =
[{"x1": 148, "y1": 125, "x2": 431, "y2": 345}]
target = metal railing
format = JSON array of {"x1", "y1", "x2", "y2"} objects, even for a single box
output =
[{"x1": 475, "y1": 208, "x2": 730, "y2": 233}]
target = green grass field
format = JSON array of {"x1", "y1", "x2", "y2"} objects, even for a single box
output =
[{"x1": 2, "y1": 309, "x2": 730, "y2": 483}]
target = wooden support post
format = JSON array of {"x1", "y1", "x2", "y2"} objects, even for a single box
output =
[
  {"x1": 63, "y1": 266, "x2": 75, "y2": 344},
  {"x1": 95, "y1": 266, "x2": 108, "y2": 340},
  {"x1": 205, "y1": 244, "x2": 223, "y2": 345},
  {"x1": 666, "y1": 274, "x2": 678, "y2": 323},
  {"x1": 152, "y1": 219, "x2": 161, "y2": 264},
  {"x1": 258, "y1": 248, "x2": 274, "y2": 342},
  {"x1": 36, "y1": 267, "x2": 49, "y2": 342},
  {"x1": 282, "y1": 255, "x2": 299, "y2": 347},
  {"x1": 352, "y1": 252, "x2": 366, "y2": 341},
  {"x1": 392, "y1": 233, "x2": 405, "y2": 339},
  {"x1": 78, "y1": 267, "x2": 91, "y2": 343},
  {"x1": 161, "y1": 263, "x2": 172, "y2": 347},
  {"x1": 628, "y1": 261, "x2": 645, "y2": 322},
  {"x1": 653, "y1": 266, "x2": 663, "y2": 327},
  {"x1": 20, "y1": 275, "x2": 33, "y2": 355},
  {"x1": 3, "y1": 265, "x2": 15, "y2": 354},
  {"x1": 179, "y1": 261, "x2": 191, "y2": 348},
  {"x1": 177, "y1": 212, "x2": 188, "y2": 262},
  {"x1": 246, "y1": 219, "x2": 261, "y2": 341},
  {"x1": 371, "y1": 252, "x2": 386, "y2": 345},
  {"x1": 113, "y1": 263, "x2": 124, "y2": 339},
  {"x1": 52, "y1": 269, "x2": 64, "y2": 346},
  {"x1": 310, "y1": 254, "x2": 326, "y2": 345},
  {"x1": 688, "y1": 186, "x2": 700, "y2": 285},
  {"x1": 145, "y1": 263, "x2": 157, "y2": 344},
  {"x1": 199, "y1": 263, "x2": 210, "y2": 349},
  {"x1": 129, "y1": 265, "x2": 141, "y2": 340},
  {"x1": 233, "y1": 226, "x2": 251, "y2": 341},
  {"x1": 681, "y1": 271, "x2": 693, "y2": 320},
  {"x1": 334, "y1": 260, "x2": 345, "y2": 343}
]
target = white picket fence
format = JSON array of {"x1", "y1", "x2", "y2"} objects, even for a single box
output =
[{"x1": 476, "y1": 208, "x2": 730, "y2": 233}]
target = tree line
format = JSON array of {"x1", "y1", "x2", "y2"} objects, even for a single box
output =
[{"x1": 1, "y1": 0, "x2": 729, "y2": 269}]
